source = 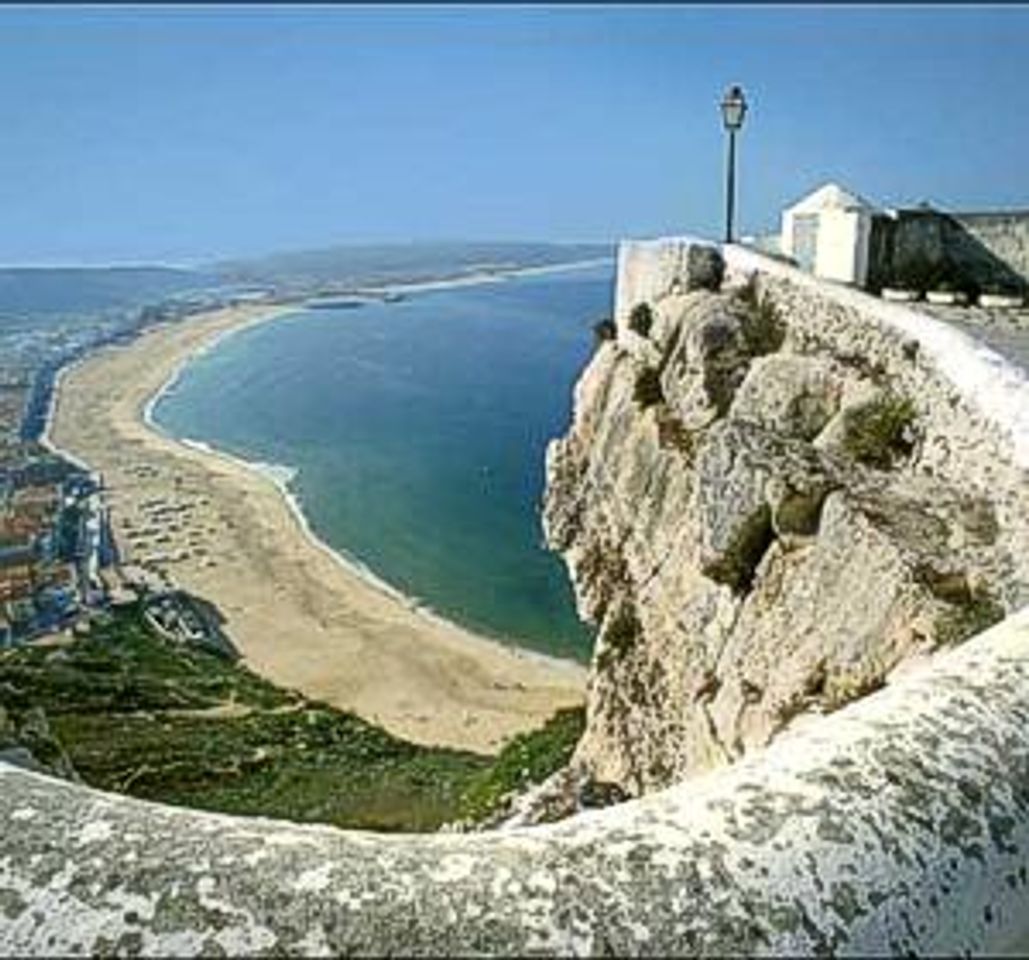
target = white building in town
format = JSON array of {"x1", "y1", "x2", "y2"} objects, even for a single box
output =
[{"x1": 780, "y1": 182, "x2": 879, "y2": 287}]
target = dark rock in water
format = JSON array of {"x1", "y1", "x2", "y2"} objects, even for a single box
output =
[{"x1": 307, "y1": 298, "x2": 367, "y2": 310}]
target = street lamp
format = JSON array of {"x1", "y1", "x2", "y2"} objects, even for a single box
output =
[{"x1": 720, "y1": 84, "x2": 747, "y2": 244}]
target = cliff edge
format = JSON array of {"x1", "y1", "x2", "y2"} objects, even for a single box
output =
[
  {"x1": 543, "y1": 239, "x2": 1029, "y2": 798},
  {"x1": 5, "y1": 240, "x2": 1029, "y2": 957}
]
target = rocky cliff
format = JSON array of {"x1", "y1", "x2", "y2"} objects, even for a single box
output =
[
  {"x1": 543, "y1": 239, "x2": 1029, "y2": 797},
  {"x1": 5, "y1": 240, "x2": 1029, "y2": 957}
]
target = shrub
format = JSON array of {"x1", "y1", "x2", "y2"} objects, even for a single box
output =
[
  {"x1": 840, "y1": 394, "x2": 917, "y2": 469},
  {"x1": 701, "y1": 505, "x2": 774, "y2": 595},
  {"x1": 773, "y1": 486, "x2": 832, "y2": 537},
  {"x1": 740, "y1": 293, "x2": 786, "y2": 357},
  {"x1": 934, "y1": 588, "x2": 1005, "y2": 647},
  {"x1": 628, "y1": 302, "x2": 654, "y2": 338},
  {"x1": 655, "y1": 408, "x2": 696, "y2": 459},
  {"x1": 604, "y1": 605, "x2": 640, "y2": 656},
  {"x1": 823, "y1": 671, "x2": 887, "y2": 714},
  {"x1": 633, "y1": 366, "x2": 664, "y2": 408},
  {"x1": 596, "y1": 603, "x2": 642, "y2": 671},
  {"x1": 592, "y1": 318, "x2": 616, "y2": 344},
  {"x1": 456, "y1": 707, "x2": 586, "y2": 823},
  {"x1": 734, "y1": 274, "x2": 760, "y2": 310}
]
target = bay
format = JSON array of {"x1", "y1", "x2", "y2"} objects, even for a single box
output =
[{"x1": 153, "y1": 263, "x2": 613, "y2": 661}]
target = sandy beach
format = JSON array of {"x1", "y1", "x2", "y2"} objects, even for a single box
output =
[{"x1": 48, "y1": 300, "x2": 587, "y2": 754}]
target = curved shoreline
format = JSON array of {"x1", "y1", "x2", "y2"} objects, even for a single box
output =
[
  {"x1": 140, "y1": 272, "x2": 596, "y2": 663},
  {"x1": 48, "y1": 296, "x2": 588, "y2": 754},
  {"x1": 168, "y1": 432, "x2": 584, "y2": 673}
]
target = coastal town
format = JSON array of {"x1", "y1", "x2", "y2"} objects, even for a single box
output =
[
  {"x1": 0, "y1": 251, "x2": 602, "y2": 656},
  {"x1": 0, "y1": 285, "x2": 261, "y2": 649}
]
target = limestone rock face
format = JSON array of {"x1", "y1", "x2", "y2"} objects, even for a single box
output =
[
  {"x1": 543, "y1": 242, "x2": 1029, "y2": 796},
  {"x1": 731, "y1": 353, "x2": 845, "y2": 440}
]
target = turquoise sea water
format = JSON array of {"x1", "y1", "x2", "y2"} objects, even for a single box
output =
[{"x1": 153, "y1": 264, "x2": 614, "y2": 661}]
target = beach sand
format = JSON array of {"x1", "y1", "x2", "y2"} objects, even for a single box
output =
[{"x1": 49, "y1": 302, "x2": 587, "y2": 754}]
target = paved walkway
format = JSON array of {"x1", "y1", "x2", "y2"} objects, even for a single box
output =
[{"x1": 911, "y1": 301, "x2": 1029, "y2": 372}]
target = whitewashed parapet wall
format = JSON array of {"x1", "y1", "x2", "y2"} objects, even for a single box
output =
[
  {"x1": 615, "y1": 237, "x2": 1029, "y2": 607},
  {"x1": 1, "y1": 609, "x2": 1028, "y2": 956},
  {"x1": 720, "y1": 243, "x2": 1029, "y2": 473},
  {"x1": 618, "y1": 238, "x2": 1029, "y2": 470},
  {"x1": 722, "y1": 243, "x2": 1029, "y2": 610},
  {"x1": 4, "y1": 239, "x2": 1029, "y2": 956},
  {"x1": 614, "y1": 235, "x2": 722, "y2": 328}
]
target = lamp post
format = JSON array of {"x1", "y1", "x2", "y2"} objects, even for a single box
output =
[{"x1": 720, "y1": 84, "x2": 747, "y2": 244}]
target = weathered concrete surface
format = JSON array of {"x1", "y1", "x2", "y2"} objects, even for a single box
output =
[
  {"x1": 1, "y1": 609, "x2": 1028, "y2": 956},
  {"x1": 913, "y1": 300, "x2": 1029, "y2": 374}
]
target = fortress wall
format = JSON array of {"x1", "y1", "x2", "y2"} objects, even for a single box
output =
[
  {"x1": 955, "y1": 211, "x2": 1029, "y2": 282},
  {"x1": 866, "y1": 209, "x2": 1029, "y2": 294}
]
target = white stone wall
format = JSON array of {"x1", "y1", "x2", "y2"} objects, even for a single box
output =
[
  {"x1": 614, "y1": 236, "x2": 710, "y2": 332},
  {"x1": 814, "y1": 208, "x2": 871, "y2": 286},
  {"x1": 726, "y1": 242, "x2": 1029, "y2": 609},
  {"x1": 779, "y1": 186, "x2": 875, "y2": 286},
  {"x1": 723, "y1": 243, "x2": 1029, "y2": 473},
  {"x1": 2, "y1": 608, "x2": 1029, "y2": 955}
]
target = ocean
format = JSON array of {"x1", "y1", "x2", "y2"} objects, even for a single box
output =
[{"x1": 152, "y1": 263, "x2": 614, "y2": 662}]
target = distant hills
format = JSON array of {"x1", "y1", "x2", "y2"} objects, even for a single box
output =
[
  {"x1": 210, "y1": 241, "x2": 614, "y2": 292},
  {"x1": 0, "y1": 242, "x2": 615, "y2": 323},
  {"x1": 0, "y1": 266, "x2": 214, "y2": 319}
]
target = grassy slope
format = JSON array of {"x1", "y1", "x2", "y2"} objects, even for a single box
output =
[{"x1": 0, "y1": 605, "x2": 582, "y2": 832}]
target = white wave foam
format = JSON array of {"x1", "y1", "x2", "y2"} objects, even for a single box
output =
[{"x1": 163, "y1": 430, "x2": 582, "y2": 667}]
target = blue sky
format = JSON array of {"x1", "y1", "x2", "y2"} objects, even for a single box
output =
[{"x1": 0, "y1": 5, "x2": 1026, "y2": 265}]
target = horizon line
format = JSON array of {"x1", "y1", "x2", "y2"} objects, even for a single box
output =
[{"x1": 0, "y1": 238, "x2": 619, "y2": 272}]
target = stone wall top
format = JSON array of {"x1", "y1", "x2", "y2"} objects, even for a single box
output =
[
  {"x1": 722, "y1": 242, "x2": 1029, "y2": 469},
  {"x1": 3, "y1": 607, "x2": 1029, "y2": 956},
  {"x1": 615, "y1": 237, "x2": 1029, "y2": 468},
  {"x1": 614, "y1": 236, "x2": 722, "y2": 331}
]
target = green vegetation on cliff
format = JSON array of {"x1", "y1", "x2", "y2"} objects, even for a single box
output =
[
  {"x1": 0, "y1": 606, "x2": 584, "y2": 833},
  {"x1": 633, "y1": 366, "x2": 664, "y2": 408},
  {"x1": 456, "y1": 707, "x2": 585, "y2": 822},
  {"x1": 840, "y1": 394, "x2": 917, "y2": 469},
  {"x1": 628, "y1": 302, "x2": 654, "y2": 338}
]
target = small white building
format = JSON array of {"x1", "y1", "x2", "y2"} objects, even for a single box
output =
[{"x1": 780, "y1": 182, "x2": 878, "y2": 287}]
